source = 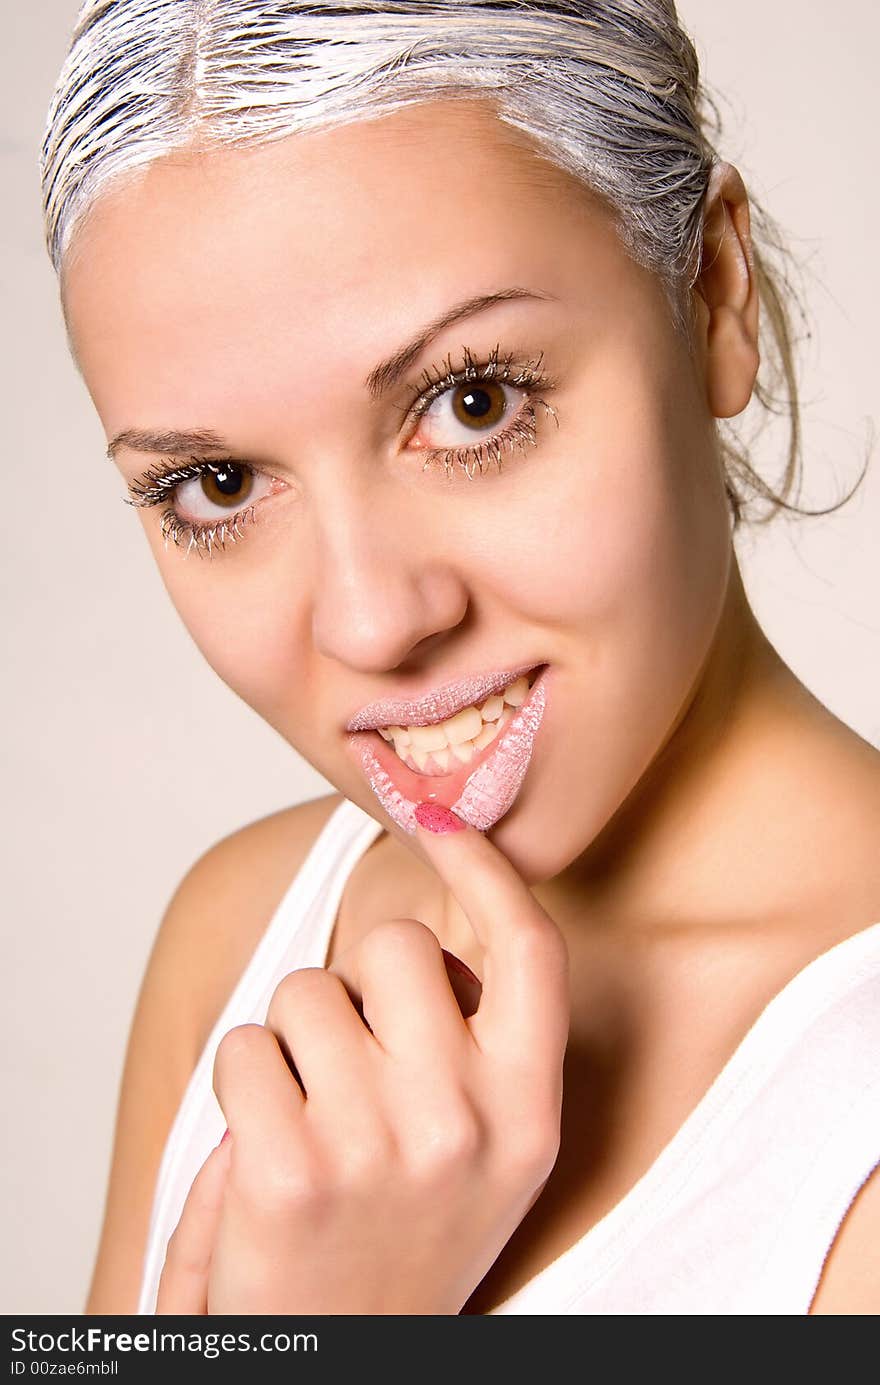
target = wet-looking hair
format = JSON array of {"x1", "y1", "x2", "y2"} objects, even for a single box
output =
[{"x1": 40, "y1": 0, "x2": 868, "y2": 527}]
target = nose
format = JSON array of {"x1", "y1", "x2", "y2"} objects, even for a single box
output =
[{"x1": 309, "y1": 483, "x2": 470, "y2": 673}]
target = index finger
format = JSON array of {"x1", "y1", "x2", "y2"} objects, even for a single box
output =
[{"x1": 412, "y1": 804, "x2": 570, "y2": 1065}]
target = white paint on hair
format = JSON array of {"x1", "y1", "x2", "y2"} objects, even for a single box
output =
[{"x1": 40, "y1": 0, "x2": 718, "y2": 334}]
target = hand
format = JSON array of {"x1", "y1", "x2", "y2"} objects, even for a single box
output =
[{"x1": 156, "y1": 812, "x2": 570, "y2": 1315}]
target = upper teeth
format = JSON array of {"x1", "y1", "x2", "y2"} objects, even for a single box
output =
[{"x1": 376, "y1": 674, "x2": 533, "y2": 773}]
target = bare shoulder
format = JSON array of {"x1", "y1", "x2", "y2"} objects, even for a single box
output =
[
  {"x1": 801, "y1": 718, "x2": 880, "y2": 1313},
  {"x1": 178, "y1": 791, "x2": 348, "y2": 1059},
  {"x1": 809, "y1": 1161, "x2": 880, "y2": 1313},
  {"x1": 84, "y1": 790, "x2": 345, "y2": 1314}
]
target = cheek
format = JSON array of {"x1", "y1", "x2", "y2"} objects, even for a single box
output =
[
  {"x1": 590, "y1": 366, "x2": 731, "y2": 699},
  {"x1": 469, "y1": 359, "x2": 728, "y2": 658},
  {"x1": 477, "y1": 357, "x2": 731, "y2": 850},
  {"x1": 150, "y1": 541, "x2": 308, "y2": 716}
]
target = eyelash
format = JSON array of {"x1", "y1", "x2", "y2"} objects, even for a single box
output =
[{"x1": 124, "y1": 342, "x2": 559, "y2": 559}]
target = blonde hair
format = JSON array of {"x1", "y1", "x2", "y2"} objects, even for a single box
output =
[{"x1": 39, "y1": 0, "x2": 866, "y2": 527}]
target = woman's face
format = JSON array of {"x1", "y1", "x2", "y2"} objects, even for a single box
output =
[{"x1": 63, "y1": 98, "x2": 733, "y2": 884}]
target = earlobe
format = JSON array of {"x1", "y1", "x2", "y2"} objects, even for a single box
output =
[{"x1": 696, "y1": 161, "x2": 761, "y2": 420}]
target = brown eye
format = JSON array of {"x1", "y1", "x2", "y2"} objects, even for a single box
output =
[
  {"x1": 200, "y1": 462, "x2": 254, "y2": 508},
  {"x1": 451, "y1": 381, "x2": 507, "y2": 430}
]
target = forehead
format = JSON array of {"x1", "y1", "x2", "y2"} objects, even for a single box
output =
[{"x1": 62, "y1": 97, "x2": 643, "y2": 423}]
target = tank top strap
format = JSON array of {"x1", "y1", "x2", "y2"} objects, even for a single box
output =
[
  {"x1": 235, "y1": 794, "x2": 385, "y2": 1010},
  {"x1": 136, "y1": 795, "x2": 382, "y2": 1314}
]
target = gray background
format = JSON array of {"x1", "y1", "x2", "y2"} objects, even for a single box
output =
[{"x1": 3, "y1": 1, "x2": 877, "y2": 1313}]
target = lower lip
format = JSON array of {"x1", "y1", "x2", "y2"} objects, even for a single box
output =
[{"x1": 345, "y1": 666, "x2": 550, "y2": 833}]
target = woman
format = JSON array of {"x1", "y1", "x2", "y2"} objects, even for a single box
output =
[{"x1": 41, "y1": 0, "x2": 879, "y2": 1314}]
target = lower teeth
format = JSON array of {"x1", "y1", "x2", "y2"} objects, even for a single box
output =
[{"x1": 392, "y1": 704, "x2": 516, "y2": 774}]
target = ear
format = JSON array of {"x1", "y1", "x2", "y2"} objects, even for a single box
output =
[{"x1": 693, "y1": 161, "x2": 760, "y2": 419}]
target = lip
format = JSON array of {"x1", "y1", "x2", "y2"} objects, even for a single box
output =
[
  {"x1": 345, "y1": 664, "x2": 551, "y2": 833},
  {"x1": 344, "y1": 660, "x2": 543, "y2": 732}
]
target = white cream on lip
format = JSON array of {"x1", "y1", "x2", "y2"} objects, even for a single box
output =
[
  {"x1": 350, "y1": 669, "x2": 548, "y2": 833},
  {"x1": 377, "y1": 673, "x2": 532, "y2": 774},
  {"x1": 345, "y1": 661, "x2": 539, "y2": 732},
  {"x1": 451, "y1": 675, "x2": 547, "y2": 830}
]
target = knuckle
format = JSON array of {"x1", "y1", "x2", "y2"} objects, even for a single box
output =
[
  {"x1": 213, "y1": 1022, "x2": 266, "y2": 1080},
  {"x1": 236, "y1": 1150, "x2": 327, "y2": 1218},
  {"x1": 406, "y1": 1101, "x2": 483, "y2": 1182},
  {"x1": 163, "y1": 1225, "x2": 184, "y2": 1263},
  {"x1": 271, "y1": 966, "x2": 332, "y2": 1010},
  {"x1": 266, "y1": 967, "x2": 346, "y2": 1030},
  {"x1": 507, "y1": 1121, "x2": 562, "y2": 1187},
  {"x1": 332, "y1": 1126, "x2": 396, "y2": 1187},
  {"x1": 513, "y1": 920, "x2": 570, "y2": 977},
  {"x1": 164, "y1": 1226, "x2": 205, "y2": 1275},
  {"x1": 361, "y1": 917, "x2": 439, "y2": 964}
]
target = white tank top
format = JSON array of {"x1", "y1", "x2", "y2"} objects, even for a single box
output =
[{"x1": 136, "y1": 795, "x2": 880, "y2": 1315}]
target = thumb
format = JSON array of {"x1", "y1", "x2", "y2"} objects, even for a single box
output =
[{"x1": 155, "y1": 1131, "x2": 231, "y2": 1315}]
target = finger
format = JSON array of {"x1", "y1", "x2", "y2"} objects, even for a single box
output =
[
  {"x1": 265, "y1": 966, "x2": 376, "y2": 1098},
  {"x1": 263, "y1": 968, "x2": 401, "y2": 1171},
  {"x1": 412, "y1": 803, "x2": 570, "y2": 1063},
  {"x1": 328, "y1": 944, "x2": 482, "y2": 1024},
  {"x1": 212, "y1": 1022, "x2": 305, "y2": 1160},
  {"x1": 328, "y1": 919, "x2": 477, "y2": 1057},
  {"x1": 155, "y1": 1137, "x2": 231, "y2": 1315}
]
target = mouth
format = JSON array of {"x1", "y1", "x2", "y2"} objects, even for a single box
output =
[{"x1": 344, "y1": 664, "x2": 550, "y2": 833}]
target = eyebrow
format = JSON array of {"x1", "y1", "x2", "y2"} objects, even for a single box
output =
[
  {"x1": 363, "y1": 286, "x2": 554, "y2": 399},
  {"x1": 106, "y1": 285, "x2": 554, "y2": 461}
]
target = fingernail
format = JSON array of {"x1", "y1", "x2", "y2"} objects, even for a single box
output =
[
  {"x1": 441, "y1": 948, "x2": 481, "y2": 987},
  {"x1": 441, "y1": 947, "x2": 482, "y2": 1019},
  {"x1": 415, "y1": 802, "x2": 466, "y2": 834},
  {"x1": 218, "y1": 1127, "x2": 231, "y2": 1146}
]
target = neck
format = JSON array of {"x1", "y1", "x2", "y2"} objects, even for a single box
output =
[{"x1": 438, "y1": 557, "x2": 848, "y2": 959}]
